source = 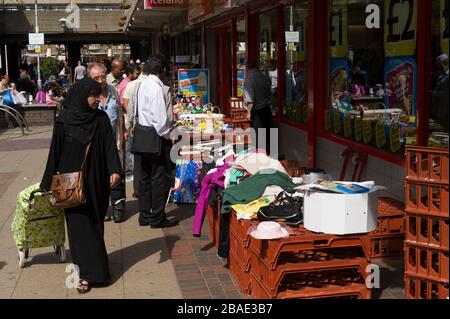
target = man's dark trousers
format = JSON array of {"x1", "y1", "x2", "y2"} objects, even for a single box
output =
[{"x1": 251, "y1": 106, "x2": 272, "y2": 155}]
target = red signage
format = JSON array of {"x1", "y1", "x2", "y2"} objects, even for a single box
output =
[{"x1": 144, "y1": 0, "x2": 188, "y2": 9}]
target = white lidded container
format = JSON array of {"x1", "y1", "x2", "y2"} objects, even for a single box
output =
[{"x1": 303, "y1": 182, "x2": 383, "y2": 235}]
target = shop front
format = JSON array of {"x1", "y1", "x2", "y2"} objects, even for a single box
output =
[{"x1": 190, "y1": 0, "x2": 448, "y2": 201}]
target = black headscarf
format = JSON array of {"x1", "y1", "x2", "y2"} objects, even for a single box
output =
[{"x1": 57, "y1": 77, "x2": 101, "y2": 145}]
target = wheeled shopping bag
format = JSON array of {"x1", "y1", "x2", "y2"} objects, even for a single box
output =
[{"x1": 11, "y1": 183, "x2": 66, "y2": 268}]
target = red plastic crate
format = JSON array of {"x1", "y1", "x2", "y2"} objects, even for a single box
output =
[
  {"x1": 229, "y1": 249, "x2": 251, "y2": 295},
  {"x1": 378, "y1": 197, "x2": 405, "y2": 216},
  {"x1": 229, "y1": 213, "x2": 255, "y2": 247},
  {"x1": 250, "y1": 226, "x2": 371, "y2": 270},
  {"x1": 206, "y1": 200, "x2": 221, "y2": 248},
  {"x1": 405, "y1": 181, "x2": 449, "y2": 218},
  {"x1": 250, "y1": 248, "x2": 369, "y2": 297},
  {"x1": 406, "y1": 214, "x2": 449, "y2": 250},
  {"x1": 405, "y1": 243, "x2": 449, "y2": 283},
  {"x1": 406, "y1": 146, "x2": 449, "y2": 185},
  {"x1": 371, "y1": 214, "x2": 405, "y2": 237},
  {"x1": 229, "y1": 230, "x2": 251, "y2": 271},
  {"x1": 250, "y1": 269, "x2": 371, "y2": 299},
  {"x1": 369, "y1": 235, "x2": 404, "y2": 258},
  {"x1": 405, "y1": 274, "x2": 449, "y2": 299}
]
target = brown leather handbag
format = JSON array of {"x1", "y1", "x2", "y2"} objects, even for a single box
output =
[{"x1": 50, "y1": 144, "x2": 91, "y2": 209}]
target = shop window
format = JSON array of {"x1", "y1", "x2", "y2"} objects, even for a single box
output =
[
  {"x1": 284, "y1": 1, "x2": 308, "y2": 124},
  {"x1": 327, "y1": 0, "x2": 418, "y2": 155},
  {"x1": 427, "y1": 0, "x2": 449, "y2": 148},
  {"x1": 259, "y1": 9, "x2": 278, "y2": 111},
  {"x1": 236, "y1": 17, "x2": 246, "y2": 98}
]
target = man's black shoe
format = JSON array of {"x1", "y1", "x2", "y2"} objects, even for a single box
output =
[
  {"x1": 105, "y1": 210, "x2": 113, "y2": 222},
  {"x1": 112, "y1": 201, "x2": 125, "y2": 223},
  {"x1": 150, "y1": 218, "x2": 179, "y2": 229}
]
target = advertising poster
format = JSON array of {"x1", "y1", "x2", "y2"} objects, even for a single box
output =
[
  {"x1": 384, "y1": 0, "x2": 418, "y2": 57},
  {"x1": 178, "y1": 69, "x2": 210, "y2": 105},
  {"x1": 330, "y1": 58, "x2": 348, "y2": 94},
  {"x1": 329, "y1": 0, "x2": 348, "y2": 58},
  {"x1": 384, "y1": 57, "x2": 417, "y2": 117},
  {"x1": 237, "y1": 68, "x2": 245, "y2": 98}
]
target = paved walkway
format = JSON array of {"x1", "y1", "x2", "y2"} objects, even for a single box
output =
[{"x1": 0, "y1": 126, "x2": 404, "y2": 299}]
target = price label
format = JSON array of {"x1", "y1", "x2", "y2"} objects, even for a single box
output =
[
  {"x1": 385, "y1": 0, "x2": 418, "y2": 57},
  {"x1": 325, "y1": 110, "x2": 332, "y2": 131},
  {"x1": 354, "y1": 117, "x2": 363, "y2": 142},
  {"x1": 390, "y1": 124, "x2": 401, "y2": 153},
  {"x1": 333, "y1": 111, "x2": 342, "y2": 134},
  {"x1": 329, "y1": 1, "x2": 348, "y2": 58},
  {"x1": 375, "y1": 120, "x2": 387, "y2": 148},
  {"x1": 441, "y1": 0, "x2": 449, "y2": 55},
  {"x1": 302, "y1": 104, "x2": 308, "y2": 124},
  {"x1": 363, "y1": 120, "x2": 372, "y2": 144},
  {"x1": 344, "y1": 114, "x2": 352, "y2": 138}
]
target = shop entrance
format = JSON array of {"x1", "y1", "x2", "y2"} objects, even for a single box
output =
[{"x1": 215, "y1": 26, "x2": 233, "y2": 116}]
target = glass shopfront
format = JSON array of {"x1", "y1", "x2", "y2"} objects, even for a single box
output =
[
  {"x1": 428, "y1": 0, "x2": 449, "y2": 148},
  {"x1": 236, "y1": 17, "x2": 246, "y2": 98},
  {"x1": 326, "y1": 0, "x2": 418, "y2": 155},
  {"x1": 283, "y1": 1, "x2": 309, "y2": 124}
]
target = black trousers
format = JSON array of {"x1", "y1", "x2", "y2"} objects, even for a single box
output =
[
  {"x1": 133, "y1": 155, "x2": 142, "y2": 197},
  {"x1": 251, "y1": 106, "x2": 272, "y2": 155},
  {"x1": 110, "y1": 146, "x2": 126, "y2": 205},
  {"x1": 138, "y1": 140, "x2": 171, "y2": 225}
]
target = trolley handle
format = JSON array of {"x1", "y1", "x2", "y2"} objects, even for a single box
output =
[{"x1": 29, "y1": 188, "x2": 51, "y2": 209}]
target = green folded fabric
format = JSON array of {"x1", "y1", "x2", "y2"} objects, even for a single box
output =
[{"x1": 221, "y1": 170, "x2": 295, "y2": 215}]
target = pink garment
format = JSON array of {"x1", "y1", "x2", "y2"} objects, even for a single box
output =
[
  {"x1": 35, "y1": 91, "x2": 46, "y2": 104},
  {"x1": 117, "y1": 77, "x2": 131, "y2": 105},
  {"x1": 193, "y1": 164, "x2": 230, "y2": 237}
]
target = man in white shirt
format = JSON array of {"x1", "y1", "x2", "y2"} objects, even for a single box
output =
[
  {"x1": 135, "y1": 55, "x2": 178, "y2": 228},
  {"x1": 73, "y1": 61, "x2": 86, "y2": 82}
]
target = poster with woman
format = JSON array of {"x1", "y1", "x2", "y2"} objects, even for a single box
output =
[{"x1": 384, "y1": 57, "x2": 417, "y2": 117}]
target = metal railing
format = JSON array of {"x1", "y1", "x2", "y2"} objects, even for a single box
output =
[{"x1": 0, "y1": 103, "x2": 30, "y2": 135}]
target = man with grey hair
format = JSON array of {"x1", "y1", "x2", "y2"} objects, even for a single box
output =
[
  {"x1": 107, "y1": 58, "x2": 125, "y2": 88},
  {"x1": 89, "y1": 62, "x2": 127, "y2": 223}
]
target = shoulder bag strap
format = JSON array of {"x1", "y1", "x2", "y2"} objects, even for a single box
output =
[{"x1": 80, "y1": 143, "x2": 91, "y2": 172}]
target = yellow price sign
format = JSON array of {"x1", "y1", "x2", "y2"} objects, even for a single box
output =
[
  {"x1": 441, "y1": 0, "x2": 449, "y2": 56},
  {"x1": 363, "y1": 120, "x2": 372, "y2": 144},
  {"x1": 390, "y1": 124, "x2": 401, "y2": 153},
  {"x1": 325, "y1": 110, "x2": 332, "y2": 131},
  {"x1": 333, "y1": 111, "x2": 342, "y2": 134},
  {"x1": 375, "y1": 120, "x2": 387, "y2": 148},
  {"x1": 344, "y1": 114, "x2": 352, "y2": 138},
  {"x1": 35, "y1": 46, "x2": 41, "y2": 53},
  {"x1": 354, "y1": 117, "x2": 363, "y2": 142},
  {"x1": 384, "y1": 0, "x2": 418, "y2": 57},
  {"x1": 330, "y1": 0, "x2": 348, "y2": 58}
]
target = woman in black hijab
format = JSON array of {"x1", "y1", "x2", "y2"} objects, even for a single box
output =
[{"x1": 41, "y1": 77, "x2": 123, "y2": 293}]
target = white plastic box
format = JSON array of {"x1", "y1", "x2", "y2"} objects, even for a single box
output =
[{"x1": 303, "y1": 186, "x2": 381, "y2": 235}]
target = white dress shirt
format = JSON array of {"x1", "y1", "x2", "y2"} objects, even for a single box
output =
[{"x1": 136, "y1": 74, "x2": 171, "y2": 139}]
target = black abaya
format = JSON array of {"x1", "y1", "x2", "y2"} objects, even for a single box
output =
[{"x1": 41, "y1": 111, "x2": 122, "y2": 284}]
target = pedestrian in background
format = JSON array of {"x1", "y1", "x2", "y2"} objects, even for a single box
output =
[
  {"x1": 73, "y1": 61, "x2": 87, "y2": 83},
  {"x1": 107, "y1": 58, "x2": 125, "y2": 88}
]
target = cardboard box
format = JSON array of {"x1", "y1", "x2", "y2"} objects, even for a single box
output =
[{"x1": 303, "y1": 186, "x2": 381, "y2": 235}]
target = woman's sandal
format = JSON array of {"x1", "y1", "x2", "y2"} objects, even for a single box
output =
[{"x1": 77, "y1": 280, "x2": 91, "y2": 294}]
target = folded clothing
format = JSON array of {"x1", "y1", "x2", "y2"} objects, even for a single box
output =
[{"x1": 221, "y1": 170, "x2": 296, "y2": 215}]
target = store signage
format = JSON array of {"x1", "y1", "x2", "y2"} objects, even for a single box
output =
[
  {"x1": 375, "y1": 120, "x2": 387, "y2": 148},
  {"x1": 178, "y1": 69, "x2": 210, "y2": 105},
  {"x1": 285, "y1": 31, "x2": 300, "y2": 43},
  {"x1": 176, "y1": 55, "x2": 191, "y2": 64},
  {"x1": 144, "y1": 0, "x2": 188, "y2": 9},
  {"x1": 363, "y1": 120, "x2": 372, "y2": 144},
  {"x1": 390, "y1": 124, "x2": 401, "y2": 153},
  {"x1": 384, "y1": 0, "x2": 417, "y2": 57},
  {"x1": 188, "y1": 0, "x2": 212, "y2": 22},
  {"x1": 384, "y1": 57, "x2": 417, "y2": 116},
  {"x1": 89, "y1": 44, "x2": 101, "y2": 50},
  {"x1": 324, "y1": 110, "x2": 332, "y2": 132},
  {"x1": 344, "y1": 114, "x2": 352, "y2": 138},
  {"x1": 333, "y1": 111, "x2": 342, "y2": 134},
  {"x1": 329, "y1": 0, "x2": 348, "y2": 58},
  {"x1": 28, "y1": 33, "x2": 44, "y2": 45},
  {"x1": 441, "y1": 0, "x2": 449, "y2": 55},
  {"x1": 354, "y1": 117, "x2": 363, "y2": 142}
]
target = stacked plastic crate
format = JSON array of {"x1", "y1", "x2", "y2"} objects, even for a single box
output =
[
  {"x1": 404, "y1": 146, "x2": 449, "y2": 299},
  {"x1": 249, "y1": 226, "x2": 372, "y2": 299},
  {"x1": 367, "y1": 197, "x2": 406, "y2": 258}
]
